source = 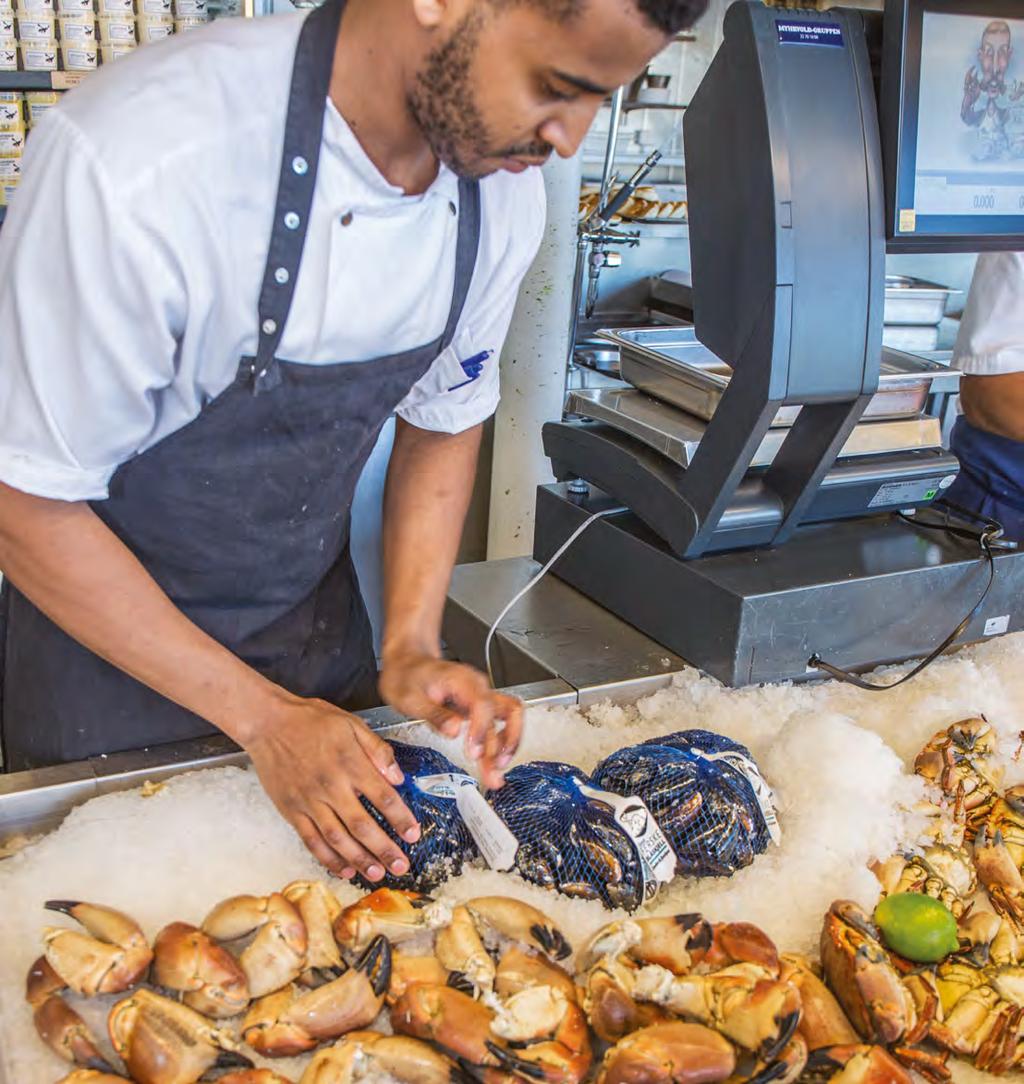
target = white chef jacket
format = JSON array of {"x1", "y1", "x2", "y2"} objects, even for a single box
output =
[
  {"x1": 0, "y1": 12, "x2": 546, "y2": 502},
  {"x1": 952, "y1": 251, "x2": 1024, "y2": 376}
]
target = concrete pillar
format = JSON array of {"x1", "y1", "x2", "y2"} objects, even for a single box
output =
[{"x1": 487, "y1": 152, "x2": 582, "y2": 559}]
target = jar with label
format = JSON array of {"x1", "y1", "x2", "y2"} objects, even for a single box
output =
[
  {"x1": 20, "y1": 38, "x2": 57, "y2": 68},
  {"x1": 19, "y1": 10, "x2": 57, "y2": 36},
  {"x1": 0, "y1": 97, "x2": 23, "y2": 129},
  {"x1": 60, "y1": 40, "x2": 95, "y2": 67},
  {"x1": 98, "y1": 38, "x2": 131, "y2": 59},
  {"x1": 0, "y1": 155, "x2": 21, "y2": 181},
  {"x1": 172, "y1": 0, "x2": 204, "y2": 14},
  {"x1": 0, "y1": 41, "x2": 15, "y2": 68},
  {"x1": 96, "y1": 12, "x2": 132, "y2": 40},
  {"x1": 59, "y1": 13, "x2": 97, "y2": 40},
  {"x1": 0, "y1": 128, "x2": 24, "y2": 159},
  {"x1": 15, "y1": 0, "x2": 55, "y2": 15},
  {"x1": 172, "y1": 12, "x2": 204, "y2": 31},
  {"x1": 0, "y1": 11, "x2": 13, "y2": 35},
  {"x1": 135, "y1": 11, "x2": 167, "y2": 38},
  {"x1": 25, "y1": 88, "x2": 58, "y2": 125}
]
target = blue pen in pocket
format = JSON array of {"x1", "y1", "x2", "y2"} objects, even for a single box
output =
[{"x1": 448, "y1": 349, "x2": 492, "y2": 392}]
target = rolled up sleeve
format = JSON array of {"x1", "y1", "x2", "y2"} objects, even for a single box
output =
[
  {"x1": 952, "y1": 251, "x2": 1024, "y2": 376},
  {"x1": 0, "y1": 109, "x2": 179, "y2": 500}
]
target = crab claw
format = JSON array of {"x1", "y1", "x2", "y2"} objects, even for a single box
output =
[
  {"x1": 33, "y1": 995, "x2": 113, "y2": 1072},
  {"x1": 803, "y1": 1046, "x2": 914, "y2": 1084},
  {"x1": 300, "y1": 1031, "x2": 469, "y2": 1083},
  {"x1": 108, "y1": 988, "x2": 251, "y2": 1084},
  {"x1": 203, "y1": 893, "x2": 308, "y2": 999},
  {"x1": 435, "y1": 904, "x2": 497, "y2": 996},
  {"x1": 217, "y1": 1074, "x2": 296, "y2": 1084},
  {"x1": 283, "y1": 881, "x2": 343, "y2": 981},
  {"x1": 388, "y1": 951, "x2": 451, "y2": 1005},
  {"x1": 391, "y1": 983, "x2": 500, "y2": 1068},
  {"x1": 243, "y1": 936, "x2": 393, "y2": 1057},
  {"x1": 487, "y1": 985, "x2": 593, "y2": 1084},
  {"x1": 153, "y1": 921, "x2": 250, "y2": 1017},
  {"x1": 42, "y1": 901, "x2": 152, "y2": 996},
  {"x1": 597, "y1": 1021, "x2": 736, "y2": 1084},
  {"x1": 334, "y1": 888, "x2": 434, "y2": 953},
  {"x1": 466, "y1": 897, "x2": 572, "y2": 962}
]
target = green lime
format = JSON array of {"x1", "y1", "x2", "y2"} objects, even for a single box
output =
[{"x1": 874, "y1": 893, "x2": 959, "y2": 963}]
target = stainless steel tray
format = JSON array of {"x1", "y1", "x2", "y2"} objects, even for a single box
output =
[
  {"x1": 597, "y1": 326, "x2": 954, "y2": 428},
  {"x1": 567, "y1": 387, "x2": 944, "y2": 468},
  {"x1": 884, "y1": 275, "x2": 958, "y2": 327}
]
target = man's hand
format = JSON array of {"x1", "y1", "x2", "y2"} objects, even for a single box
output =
[
  {"x1": 379, "y1": 652, "x2": 523, "y2": 789},
  {"x1": 242, "y1": 692, "x2": 422, "y2": 882}
]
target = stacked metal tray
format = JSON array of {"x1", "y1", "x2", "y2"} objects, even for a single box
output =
[{"x1": 597, "y1": 326, "x2": 955, "y2": 428}]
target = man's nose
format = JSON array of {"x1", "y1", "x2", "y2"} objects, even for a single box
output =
[{"x1": 539, "y1": 102, "x2": 600, "y2": 160}]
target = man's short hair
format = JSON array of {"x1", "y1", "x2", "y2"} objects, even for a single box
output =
[{"x1": 502, "y1": 0, "x2": 709, "y2": 36}]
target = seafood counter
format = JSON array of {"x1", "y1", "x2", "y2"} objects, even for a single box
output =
[{"x1": 4, "y1": 631, "x2": 1024, "y2": 1084}]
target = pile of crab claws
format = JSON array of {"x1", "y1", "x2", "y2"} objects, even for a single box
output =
[{"x1": 42, "y1": 900, "x2": 153, "y2": 997}]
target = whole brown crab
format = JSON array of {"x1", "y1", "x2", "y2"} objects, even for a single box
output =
[{"x1": 819, "y1": 901, "x2": 949, "y2": 1082}]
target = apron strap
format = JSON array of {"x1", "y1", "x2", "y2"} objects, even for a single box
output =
[
  {"x1": 440, "y1": 177, "x2": 482, "y2": 352},
  {"x1": 252, "y1": 0, "x2": 346, "y2": 394}
]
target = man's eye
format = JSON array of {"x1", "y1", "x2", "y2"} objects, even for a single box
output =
[{"x1": 542, "y1": 81, "x2": 575, "y2": 103}]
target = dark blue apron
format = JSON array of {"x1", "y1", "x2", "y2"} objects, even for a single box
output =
[
  {"x1": 0, "y1": 0, "x2": 481, "y2": 771},
  {"x1": 937, "y1": 415, "x2": 1024, "y2": 543}
]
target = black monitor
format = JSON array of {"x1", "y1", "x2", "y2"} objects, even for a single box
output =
[{"x1": 882, "y1": 0, "x2": 1024, "y2": 252}]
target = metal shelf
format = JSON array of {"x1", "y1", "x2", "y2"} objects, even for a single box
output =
[
  {"x1": 0, "y1": 71, "x2": 86, "y2": 91},
  {"x1": 622, "y1": 101, "x2": 689, "y2": 113}
]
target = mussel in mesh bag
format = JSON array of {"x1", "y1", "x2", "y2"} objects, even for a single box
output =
[
  {"x1": 356, "y1": 740, "x2": 479, "y2": 891},
  {"x1": 592, "y1": 729, "x2": 776, "y2": 878},
  {"x1": 487, "y1": 761, "x2": 647, "y2": 911}
]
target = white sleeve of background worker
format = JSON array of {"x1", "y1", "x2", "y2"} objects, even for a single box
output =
[{"x1": 952, "y1": 251, "x2": 1024, "y2": 376}]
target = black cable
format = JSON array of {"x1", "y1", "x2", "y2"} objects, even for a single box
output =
[{"x1": 807, "y1": 513, "x2": 1008, "y2": 692}]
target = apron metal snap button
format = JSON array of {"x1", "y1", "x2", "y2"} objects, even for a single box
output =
[
  {"x1": 274, "y1": 267, "x2": 289, "y2": 285},
  {"x1": 292, "y1": 155, "x2": 309, "y2": 175},
  {"x1": 340, "y1": 211, "x2": 354, "y2": 227},
  {"x1": 284, "y1": 211, "x2": 301, "y2": 230},
  {"x1": 262, "y1": 318, "x2": 278, "y2": 335}
]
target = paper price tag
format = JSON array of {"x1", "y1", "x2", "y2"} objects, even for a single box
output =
[
  {"x1": 577, "y1": 780, "x2": 676, "y2": 902},
  {"x1": 690, "y1": 747, "x2": 782, "y2": 845},
  {"x1": 457, "y1": 785, "x2": 518, "y2": 872},
  {"x1": 414, "y1": 771, "x2": 478, "y2": 801}
]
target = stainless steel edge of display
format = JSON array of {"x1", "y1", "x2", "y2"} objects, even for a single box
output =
[{"x1": 0, "y1": 677, "x2": 577, "y2": 852}]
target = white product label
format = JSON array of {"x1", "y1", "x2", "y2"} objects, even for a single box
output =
[
  {"x1": 0, "y1": 156, "x2": 22, "y2": 177},
  {"x1": 1, "y1": 181, "x2": 18, "y2": 205},
  {"x1": 414, "y1": 771, "x2": 477, "y2": 801},
  {"x1": 19, "y1": 15, "x2": 54, "y2": 37},
  {"x1": 139, "y1": 20, "x2": 169, "y2": 37},
  {"x1": 688, "y1": 747, "x2": 782, "y2": 845},
  {"x1": 17, "y1": 0, "x2": 54, "y2": 11},
  {"x1": 578, "y1": 780, "x2": 677, "y2": 902},
  {"x1": 457, "y1": 785, "x2": 518, "y2": 872},
  {"x1": 61, "y1": 18, "x2": 96, "y2": 39},
  {"x1": 173, "y1": 0, "x2": 205, "y2": 13},
  {"x1": 0, "y1": 14, "x2": 13, "y2": 32},
  {"x1": 27, "y1": 101, "x2": 54, "y2": 121},
  {"x1": 869, "y1": 478, "x2": 945, "y2": 509},
  {"x1": 139, "y1": 0, "x2": 170, "y2": 13},
  {"x1": 0, "y1": 45, "x2": 16, "y2": 67},
  {"x1": 0, "y1": 102, "x2": 21, "y2": 125},
  {"x1": 984, "y1": 615, "x2": 1010, "y2": 637},
  {"x1": 101, "y1": 19, "x2": 133, "y2": 38},
  {"x1": 62, "y1": 43, "x2": 95, "y2": 67},
  {"x1": 0, "y1": 129, "x2": 24, "y2": 154},
  {"x1": 20, "y1": 43, "x2": 57, "y2": 68}
]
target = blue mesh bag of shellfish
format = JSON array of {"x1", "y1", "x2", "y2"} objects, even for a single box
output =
[
  {"x1": 356, "y1": 741, "x2": 480, "y2": 891},
  {"x1": 482, "y1": 761, "x2": 677, "y2": 911},
  {"x1": 591, "y1": 730, "x2": 781, "y2": 878}
]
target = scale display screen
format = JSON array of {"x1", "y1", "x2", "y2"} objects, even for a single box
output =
[{"x1": 883, "y1": 0, "x2": 1024, "y2": 250}]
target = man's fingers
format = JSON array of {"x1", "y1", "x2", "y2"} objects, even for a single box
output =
[
  {"x1": 293, "y1": 812, "x2": 352, "y2": 879},
  {"x1": 351, "y1": 753, "x2": 422, "y2": 846},
  {"x1": 313, "y1": 800, "x2": 391, "y2": 883},
  {"x1": 494, "y1": 693, "x2": 524, "y2": 763},
  {"x1": 352, "y1": 722, "x2": 405, "y2": 786},
  {"x1": 332, "y1": 784, "x2": 412, "y2": 879}
]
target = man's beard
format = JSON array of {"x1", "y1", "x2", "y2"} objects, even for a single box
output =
[{"x1": 407, "y1": 11, "x2": 551, "y2": 180}]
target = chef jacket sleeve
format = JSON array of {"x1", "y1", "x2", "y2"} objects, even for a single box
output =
[
  {"x1": 952, "y1": 251, "x2": 1024, "y2": 376},
  {"x1": 0, "y1": 109, "x2": 182, "y2": 501},
  {"x1": 395, "y1": 172, "x2": 547, "y2": 434}
]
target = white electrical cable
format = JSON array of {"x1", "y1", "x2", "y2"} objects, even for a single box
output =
[{"x1": 484, "y1": 505, "x2": 627, "y2": 686}]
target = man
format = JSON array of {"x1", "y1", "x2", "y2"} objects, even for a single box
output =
[
  {"x1": 939, "y1": 251, "x2": 1024, "y2": 541},
  {"x1": 962, "y1": 20, "x2": 1014, "y2": 130},
  {"x1": 0, "y1": 0, "x2": 703, "y2": 883}
]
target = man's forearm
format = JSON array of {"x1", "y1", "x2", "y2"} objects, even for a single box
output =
[
  {"x1": 380, "y1": 419, "x2": 482, "y2": 663},
  {"x1": 0, "y1": 481, "x2": 283, "y2": 743}
]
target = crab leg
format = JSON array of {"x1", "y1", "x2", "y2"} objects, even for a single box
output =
[
  {"x1": 283, "y1": 881, "x2": 343, "y2": 982},
  {"x1": 26, "y1": 955, "x2": 114, "y2": 1073}
]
